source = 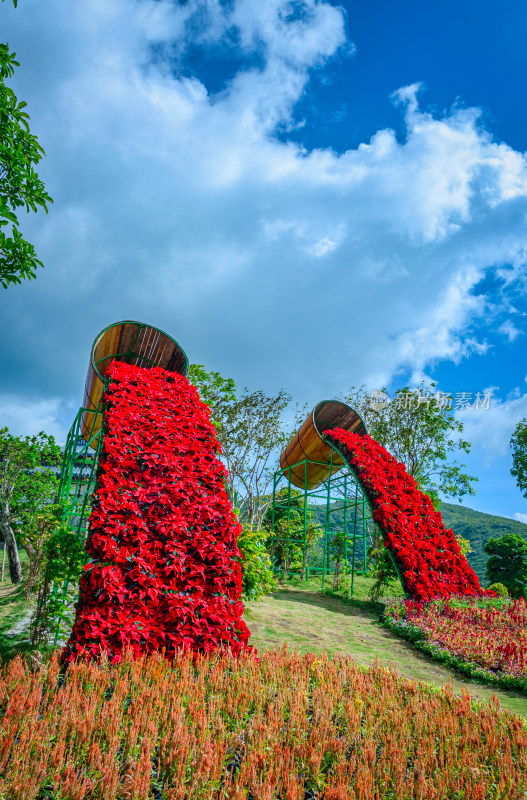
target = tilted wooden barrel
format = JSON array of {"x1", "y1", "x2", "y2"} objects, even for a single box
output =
[
  {"x1": 80, "y1": 321, "x2": 188, "y2": 446},
  {"x1": 280, "y1": 400, "x2": 367, "y2": 489}
]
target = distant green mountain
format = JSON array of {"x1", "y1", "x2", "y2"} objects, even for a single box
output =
[
  {"x1": 307, "y1": 500, "x2": 527, "y2": 585},
  {"x1": 440, "y1": 502, "x2": 527, "y2": 584}
]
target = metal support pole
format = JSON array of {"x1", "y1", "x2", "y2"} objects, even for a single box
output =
[
  {"x1": 322, "y1": 446, "x2": 334, "y2": 589},
  {"x1": 343, "y1": 473, "x2": 350, "y2": 597},
  {"x1": 302, "y1": 460, "x2": 308, "y2": 582},
  {"x1": 286, "y1": 469, "x2": 292, "y2": 577},
  {"x1": 351, "y1": 482, "x2": 358, "y2": 597},
  {"x1": 363, "y1": 495, "x2": 368, "y2": 574}
]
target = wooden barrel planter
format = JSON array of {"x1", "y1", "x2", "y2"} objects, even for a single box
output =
[
  {"x1": 280, "y1": 400, "x2": 367, "y2": 489},
  {"x1": 80, "y1": 321, "x2": 188, "y2": 446}
]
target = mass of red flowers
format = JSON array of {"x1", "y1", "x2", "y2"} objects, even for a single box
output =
[
  {"x1": 61, "y1": 361, "x2": 252, "y2": 665},
  {"x1": 325, "y1": 428, "x2": 485, "y2": 602},
  {"x1": 387, "y1": 596, "x2": 527, "y2": 682}
]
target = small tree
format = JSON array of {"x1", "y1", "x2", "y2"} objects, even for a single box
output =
[
  {"x1": 343, "y1": 383, "x2": 477, "y2": 502},
  {"x1": 0, "y1": 428, "x2": 60, "y2": 584},
  {"x1": 510, "y1": 418, "x2": 527, "y2": 500},
  {"x1": 1, "y1": 0, "x2": 53, "y2": 288},
  {"x1": 29, "y1": 509, "x2": 86, "y2": 648},
  {"x1": 188, "y1": 364, "x2": 296, "y2": 531},
  {"x1": 331, "y1": 531, "x2": 347, "y2": 590},
  {"x1": 20, "y1": 504, "x2": 59, "y2": 598},
  {"x1": 484, "y1": 534, "x2": 527, "y2": 599}
]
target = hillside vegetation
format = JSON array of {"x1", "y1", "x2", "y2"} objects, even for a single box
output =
[
  {"x1": 308, "y1": 501, "x2": 527, "y2": 584},
  {"x1": 440, "y1": 502, "x2": 527, "y2": 582}
]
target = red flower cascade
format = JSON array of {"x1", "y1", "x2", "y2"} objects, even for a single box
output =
[
  {"x1": 325, "y1": 428, "x2": 485, "y2": 603},
  {"x1": 62, "y1": 361, "x2": 252, "y2": 664}
]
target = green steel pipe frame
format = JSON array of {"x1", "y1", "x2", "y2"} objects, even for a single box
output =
[{"x1": 270, "y1": 445, "x2": 409, "y2": 599}]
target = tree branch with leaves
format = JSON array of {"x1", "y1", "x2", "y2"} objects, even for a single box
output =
[
  {"x1": 1, "y1": 0, "x2": 53, "y2": 288},
  {"x1": 342, "y1": 382, "x2": 477, "y2": 504},
  {"x1": 0, "y1": 428, "x2": 60, "y2": 584}
]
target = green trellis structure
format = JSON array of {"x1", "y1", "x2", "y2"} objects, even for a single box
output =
[
  {"x1": 270, "y1": 446, "x2": 380, "y2": 597},
  {"x1": 50, "y1": 405, "x2": 104, "y2": 645}
]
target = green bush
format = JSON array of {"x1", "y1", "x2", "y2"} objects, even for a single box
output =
[
  {"x1": 237, "y1": 527, "x2": 277, "y2": 601},
  {"x1": 487, "y1": 582, "x2": 509, "y2": 597}
]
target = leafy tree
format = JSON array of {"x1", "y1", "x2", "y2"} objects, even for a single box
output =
[
  {"x1": 20, "y1": 503, "x2": 60, "y2": 599},
  {"x1": 0, "y1": 428, "x2": 60, "y2": 584},
  {"x1": 331, "y1": 531, "x2": 347, "y2": 590},
  {"x1": 510, "y1": 418, "x2": 527, "y2": 499},
  {"x1": 187, "y1": 364, "x2": 236, "y2": 435},
  {"x1": 220, "y1": 388, "x2": 295, "y2": 529},
  {"x1": 367, "y1": 542, "x2": 403, "y2": 601},
  {"x1": 189, "y1": 364, "x2": 297, "y2": 531},
  {"x1": 456, "y1": 534, "x2": 471, "y2": 557},
  {"x1": 484, "y1": 534, "x2": 527, "y2": 599},
  {"x1": 29, "y1": 507, "x2": 86, "y2": 649},
  {"x1": 343, "y1": 382, "x2": 477, "y2": 502},
  {"x1": 1, "y1": 0, "x2": 53, "y2": 288}
]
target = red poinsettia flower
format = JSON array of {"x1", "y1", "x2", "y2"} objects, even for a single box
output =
[
  {"x1": 61, "y1": 362, "x2": 254, "y2": 665},
  {"x1": 325, "y1": 428, "x2": 484, "y2": 603}
]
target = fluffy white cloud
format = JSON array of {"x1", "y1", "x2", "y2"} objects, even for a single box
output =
[
  {"x1": 513, "y1": 512, "x2": 527, "y2": 524},
  {"x1": 0, "y1": 395, "x2": 71, "y2": 443},
  {"x1": 455, "y1": 390, "x2": 527, "y2": 466},
  {"x1": 1, "y1": 0, "x2": 527, "y2": 422},
  {"x1": 498, "y1": 320, "x2": 522, "y2": 342}
]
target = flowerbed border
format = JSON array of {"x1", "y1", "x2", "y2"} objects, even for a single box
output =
[{"x1": 380, "y1": 613, "x2": 527, "y2": 697}]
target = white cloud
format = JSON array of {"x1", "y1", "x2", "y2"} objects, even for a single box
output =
[
  {"x1": 513, "y1": 513, "x2": 527, "y2": 525},
  {"x1": 1, "y1": 0, "x2": 527, "y2": 417},
  {"x1": 498, "y1": 320, "x2": 522, "y2": 342},
  {"x1": 0, "y1": 395, "x2": 71, "y2": 444},
  {"x1": 455, "y1": 391, "x2": 527, "y2": 466}
]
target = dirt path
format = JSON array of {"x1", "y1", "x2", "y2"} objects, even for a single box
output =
[{"x1": 244, "y1": 586, "x2": 527, "y2": 718}]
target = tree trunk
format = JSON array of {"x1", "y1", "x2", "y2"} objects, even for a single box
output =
[{"x1": 0, "y1": 504, "x2": 23, "y2": 584}]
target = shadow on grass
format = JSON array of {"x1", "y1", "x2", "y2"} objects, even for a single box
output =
[{"x1": 270, "y1": 584, "x2": 385, "y2": 618}]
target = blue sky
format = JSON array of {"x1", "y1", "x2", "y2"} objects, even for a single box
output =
[{"x1": 1, "y1": 0, "x2": 527, "y2": 522}]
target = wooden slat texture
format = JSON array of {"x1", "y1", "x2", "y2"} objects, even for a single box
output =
[
  {"x1": 280, "y1": 400, "x2": 367, "y2": 489},
  {"x1": 80, "y1": 321, "x2": 188, "y2": 448}
]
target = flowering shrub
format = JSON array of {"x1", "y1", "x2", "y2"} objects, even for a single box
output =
[
  {"x1": 384, "y1": 595, "x2": 527, "y2": 692},
  {"x1": 61, "y1": 361, "x2": 252, "y2": 665},
  {"x1": 1, "y1": 647, "x2": 526, "y2": 799},
  {"x1": 326, "y1": 429, "x2": 486, "y2": 602}
]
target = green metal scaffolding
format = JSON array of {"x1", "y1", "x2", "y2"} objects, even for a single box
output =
[
  {"x1": 270, "y1": 447, "x2": 379, "y2": 597},
  {"x1": 50, "y1": 404, "x2": 104, "y2": 645}
]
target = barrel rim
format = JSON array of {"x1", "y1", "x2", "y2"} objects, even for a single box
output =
[
  {"x1": 89, "y1": 319, "x2": 189, "y2": 384},
  {"x1": 312, "y1": 399, "x2": 368, "y2": 438}
]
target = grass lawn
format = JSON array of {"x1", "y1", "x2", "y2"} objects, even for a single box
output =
[
  {"x1": 244, "y1": 573, "x2": 527, "y2": 718},
  {"x1": 0, "y1": 548, "x2": 36, "y2": 663}
]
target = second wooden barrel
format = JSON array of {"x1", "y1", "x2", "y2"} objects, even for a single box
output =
[{"x1": 280, "y1": 400, "x2": 367, "y2": 489}]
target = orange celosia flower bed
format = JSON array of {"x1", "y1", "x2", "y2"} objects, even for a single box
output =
[{"x1": 1, "y1": 648, "x2": 526, "y2": 799}]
